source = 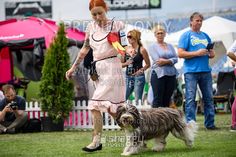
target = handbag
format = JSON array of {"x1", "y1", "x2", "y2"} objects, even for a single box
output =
[
  {"x1": 89, "y1": 55, "x2": 117, "y2": 81},
  {"x1": 22, "y1": 118, "x2": 42, "y2": 133},
  {"x1": 90, "y1": 61, "x2": 99, "y2": 81}
]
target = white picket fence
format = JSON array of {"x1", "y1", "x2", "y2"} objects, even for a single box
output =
[{"x1": 25, "y1": 100, "x2": 151, "y2": 130}]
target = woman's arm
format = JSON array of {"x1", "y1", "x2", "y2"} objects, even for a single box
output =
[
  {"x1": 72, "y1": 38, "x2": 90, "y2": 70},
  {"x1": 227, "y1": 52, "x2": 236, "y2": 62},
  {"x1": 157, "y1": 45, "x2": 177, "y2": 66},
  {"x1": 140, "y1": 47, "x2": 150, "y2": 71},
  {"x1": 121, "y1": 46, "x2": 127, "y2": 67},
  {"x1": 121, "y1": 46, "x2": 134, "y2": 68},
  {"x1": 133, "y1": 47, "x2": 150, "y2": 75},
  {"x1": 167, "y1": 44, "x2": 178, "y2": 65}
]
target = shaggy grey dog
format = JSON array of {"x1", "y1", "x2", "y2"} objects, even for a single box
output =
[{"x1": 116, "y1": 105, "x2": 198, "y2": 156}]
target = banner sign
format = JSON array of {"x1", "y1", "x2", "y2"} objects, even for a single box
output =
[
  {"x1": 105, "y1": 0, "x2": 161, "y2": 10},
  {"x1": 5, "y1": 0, "x2": 52, "y2": 19}
]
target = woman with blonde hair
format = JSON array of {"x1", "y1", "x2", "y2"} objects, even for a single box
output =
[
  {"x1": 121, "y1": 29, "x2": 150, "y2": 105},
  {"x1": 149, "y1": 24, "x2": 178, "y2": 108},
  {"x1": 66, "y1": 0, "x2": 126, "y2": 152}
]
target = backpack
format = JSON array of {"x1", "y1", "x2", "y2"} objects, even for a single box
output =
[{"x1": 22, "y1": 118, "x2": 42, "y2": 133}]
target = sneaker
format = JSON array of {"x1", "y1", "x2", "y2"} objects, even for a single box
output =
[
  {"x1": 206, "y1": 126, "x2": 219, "y2": 130},
  {"x1": 6, "y1": 128, "x2": 16, "y2": 134},
  {"x1": 0, "y1": 128, "x2": 7, "y2": 134},
  {"x1": 230, "y1": 126, "x2": 236, "y2": 132}
]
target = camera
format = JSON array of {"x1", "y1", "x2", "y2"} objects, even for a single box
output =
[{"x1": 9, "y1": 101, "x2": 18, "y2": 110}]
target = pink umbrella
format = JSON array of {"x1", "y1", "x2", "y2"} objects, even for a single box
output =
[{"x1": 0, "y1": 16, "x2": 85, "y2": 84}]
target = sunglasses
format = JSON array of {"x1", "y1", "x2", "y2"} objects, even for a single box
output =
[
  {"x1": 156, "y1": 32, "x2": 164, "y2": 35},
  {"x1": 127, "y1": 35, "x2": 133, "y2": 39}
]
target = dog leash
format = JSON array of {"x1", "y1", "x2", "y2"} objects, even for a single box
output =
[
  {"x1": 73, "y1": 55, "x2": 118, "y2": 83},
  {"x1": 91, "y1": 55, "x2": 117, "y2": 65}
]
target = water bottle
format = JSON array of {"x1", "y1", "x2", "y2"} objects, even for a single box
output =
[
  {"x1": 127, "y1": 57, "x2": 134, "y2": 75},
  {"x1": 128, "y1": 57, "x2": 133, "y2": 68}
]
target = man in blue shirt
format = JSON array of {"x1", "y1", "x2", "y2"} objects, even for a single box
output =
[
  {"x1": 0, "y1": 84, "x2": 28, "y2": 134},
  {"x1": 178, "y1": 12, "x2": 217, "y2": 130}
]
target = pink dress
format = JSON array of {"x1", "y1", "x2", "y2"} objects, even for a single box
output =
[{"x1": 86, "y1": 20, "x2": 126, "y2": 113}]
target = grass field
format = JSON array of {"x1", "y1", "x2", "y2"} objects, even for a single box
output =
[{"x1": 0, "y1": 114, "x2": 236, "y2": 157}]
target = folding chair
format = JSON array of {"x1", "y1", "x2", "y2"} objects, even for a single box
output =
[{"x1": 213, "y1": 71, "x2": 235, "y2": 113}]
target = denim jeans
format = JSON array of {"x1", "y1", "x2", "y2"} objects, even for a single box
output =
[
  {"x1": 126, "y1": 74, "x2": 145, "y2": 104},
  {"x1": 184, "y1": 72, "x2": 215, "y2": 128}
]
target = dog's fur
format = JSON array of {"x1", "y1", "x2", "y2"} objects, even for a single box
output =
[{"x1": 116, "y1": 105, "x2": 198, "y2": 156}]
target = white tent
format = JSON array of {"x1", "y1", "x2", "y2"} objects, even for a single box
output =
[
  {"x1": 165, "y1": 16, "x2": 236, "y2": 49},
  {"x1": 165, "y1": 16, "x2": 236, "y2": 71}
]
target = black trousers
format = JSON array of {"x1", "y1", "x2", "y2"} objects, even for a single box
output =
[{"x1": 151, "y1": 71, "x2": 176, "y2": 108}]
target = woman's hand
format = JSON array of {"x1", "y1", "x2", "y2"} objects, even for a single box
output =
[
  {"x1": 65, "y1": 67, "x2": 75, "y2": 80},
  {"x1": 132, "y1": 69, "x2": 144, "y2": 76},
  {"x1": 126, "y1": 59, "x2": 133, "y2": 66},
  {"x1": 156, "y1": 58, "x2": 169, "y2": 66}
]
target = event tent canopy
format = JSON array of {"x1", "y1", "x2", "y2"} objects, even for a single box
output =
[
  {"x1": 165, "y1": 16, "x2": 236, "y2": 49},
  {"x1": 0, "y1": 16, "x2": 85, "y2": 83},
  {"x1": 165, "y1": 16, "x2": 236, "y2": 73}
]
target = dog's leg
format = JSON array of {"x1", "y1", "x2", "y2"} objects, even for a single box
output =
[
  {"x1": 121, "y1": 133, "x2": 142, "y2": 156},
  {"x1": 184, "y1": 120, "x2": 198, "y2": 148},
  {"x1": 171, "y1": 120, "x2": 198, "y2": 148},
  {"x1": 121, "y1": 146, "x2": 131, "y2": 156},
  {"x1": 122, "y1": 139, "x2": 132, "y2": 156},
  {"x1": 121, "y1": 132, "x2": 133, "y2": 156},
  {"x1": 152, "y1": 134, "x2": 168, "y2": 152},
  {"x1": 122, "y1": 146, "x2": 140, "y2": 156}
]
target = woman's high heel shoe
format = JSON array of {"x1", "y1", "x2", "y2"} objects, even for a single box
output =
[{"x1": 82, "y1": 143, "x2": 102, "y2": 152}]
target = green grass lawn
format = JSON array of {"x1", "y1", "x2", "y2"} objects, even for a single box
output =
[{"x1": 0, "y1": 114, "x2": 236, "y2": 157}]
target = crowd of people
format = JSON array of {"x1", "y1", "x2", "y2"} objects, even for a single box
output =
[{"x1": 64, "y1": 0, "x2": 236, "y2": 153}]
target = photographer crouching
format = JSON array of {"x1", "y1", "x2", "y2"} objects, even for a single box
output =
[{"x1": 0, "y1": 84, "x2": 27, "y2": 134}]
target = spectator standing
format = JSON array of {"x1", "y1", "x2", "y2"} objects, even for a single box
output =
[
  {"x1": 121, "y1": 29, "x2": 150, "y2": 105},
  {"x1": 178, "y1": 12, "x2": 217, "y2": 130},
  {"x1": 149, "y1": 24, "x2": 178, "y2": 108}
]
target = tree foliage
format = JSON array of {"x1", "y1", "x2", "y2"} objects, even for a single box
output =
[{"x1": 39, "y1": 23, "x2": 74, "y2": 123}]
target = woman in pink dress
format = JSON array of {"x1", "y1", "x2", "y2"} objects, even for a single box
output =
[{"x1": 66, "y1": 0, "x2": 126, "y2": 152}]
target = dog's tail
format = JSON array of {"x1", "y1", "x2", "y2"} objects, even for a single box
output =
[{"x1": 185, "y1": 120, "x2": 198, "y2": 147}]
